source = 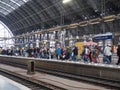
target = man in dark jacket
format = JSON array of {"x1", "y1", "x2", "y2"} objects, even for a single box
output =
[
  {"x1": 116, "y1": 44, "x2": 120, "y2": 65},
  {"x1": 72, "y1": 46, "x2": 78, "y2": 61}
]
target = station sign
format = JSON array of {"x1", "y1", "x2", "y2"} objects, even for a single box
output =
[{"x1": 93, "y1": 33, "x2": 113, "y2": 41}]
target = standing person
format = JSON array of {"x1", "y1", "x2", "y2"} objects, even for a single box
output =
[
  {"x1": 72, "y1": 46, "x2": 78, "y2": 61},
  {"x1": 50, "y1": 47, "x2": 55, "y2": 59},
  {"x1": 61, "y1": 47, "x2": 66, "y2": 60},
  {"x1": 80, "y1": 46, "x2": 85, "y2": 61},
  {"x1": 92, "y1": 46, "x2": 100, "y2": 63},
  {"x1": 104, "y1": 44, "x2": 112, "y2": 64},
  {"x1": 26, "y1": 47, "x2": 33, "y2": 57},
  {"x1": 36, "y1": 47, "x2": 40, "y2": 58},
  {"x1": 55, "y1": 46, "x2": 61, "y2": 60},
  {"x1": 84, "y1": 46, "x2": 90, "y2": 63},
  {"x1": 66, "y1": 47, "x2": 71, "y2": 60},
  {"x1": 116, "y1": 44, "x2": 120, "y2": 65}
]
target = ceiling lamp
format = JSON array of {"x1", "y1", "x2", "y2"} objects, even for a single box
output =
[
  {"x1": 48, "y1": 26, "x2": 61, "y2": 32},
  {"x1": 69, "y1": 23, "x2": 79, "y2": 28},
  {"x1": 79, "y1": 21, "x2": 88, "y2": 27},
  {"x1": 103, "y1": 15, "x2": 116, "y2": 22},
  {"x1": 89, "y1": 18, "x2": 101, "y2": 25},
  {"x1": 63, "y1": 0, "x2": 72, "y2": 4},
  {"x1": 62, "y1": 25, "x2": 69, "y2": 29}
]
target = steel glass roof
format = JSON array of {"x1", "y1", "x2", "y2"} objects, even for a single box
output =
[
  {"x1": 0, "y1": 0, "x2": 29, "y2": 15},
  {"x1": 0, "y1": 0, "x2": 119, "y2": 36}
]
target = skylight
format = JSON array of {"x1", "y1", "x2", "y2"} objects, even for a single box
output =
[
  {"x1": 0, "y1": 0, "x2": 30, "y2": 15},
  {"x1": 0, "y1": 21, "x2": 14, "y2": 48},
  {"x1": 23, "y1": 0, "x2": 29, "y2": 3}
]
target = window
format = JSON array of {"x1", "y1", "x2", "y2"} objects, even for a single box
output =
[{"x1": 0, "y1": 21, "x2": 14, "y2": 49}]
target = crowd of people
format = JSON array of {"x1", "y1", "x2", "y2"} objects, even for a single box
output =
[
  {"x1": 0, "y1": 43, "x2": 120, "y2": 65},
  {"x1": 0, "y1": 46, "x2": 78, "y2": 61},
  {"x1": 81, "y1": 44, "x2": 115, "y2": 64}
]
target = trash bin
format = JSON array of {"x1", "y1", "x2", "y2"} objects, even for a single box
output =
[{"x1": 27, "y1": 60, "x2": 35, "y2": 75}]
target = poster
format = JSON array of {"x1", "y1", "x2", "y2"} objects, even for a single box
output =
[{"x1": 75, "y1": 42, "x2": 84, "y2": 59}]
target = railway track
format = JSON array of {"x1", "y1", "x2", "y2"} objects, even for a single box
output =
[
  {"x1": 0, "y1": 70, "x2": 51, "y2": 90},
  {"x1": 1, "y1": 59, "x2": 120, "y2": 89}
]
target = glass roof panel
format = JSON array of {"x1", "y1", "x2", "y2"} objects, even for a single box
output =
[
  {"x1": 0, "y1": 0, "x2": 30, "y2": 15},
  {"x1": 0, "y1": 21, "x2": 14, "y2": 48},
  {"x1": 0, "y1": 8, "x2": 9, "y2": 15},
  {"x1": 0, "y1": 6, "x2": 11, "y2": 13}
]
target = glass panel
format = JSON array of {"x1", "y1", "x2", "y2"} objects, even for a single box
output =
[
  {"x1": 0, "y1": 21, "x2": 14, "y2": 48},
  {"x1": 0, "y1": 0, "x2": 30, "y2": 15}
]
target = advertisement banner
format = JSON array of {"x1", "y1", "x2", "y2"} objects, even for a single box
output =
[{"x1": 75, "y1": 42, "x2": 84, "y2": 59}]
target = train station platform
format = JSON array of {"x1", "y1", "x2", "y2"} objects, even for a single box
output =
[
  {"x1": 0, "y1": 63, "x2": 109, "y2": 90},
  {"x1": 0, "y1": 75, "x2": 30, "y2": 90}
]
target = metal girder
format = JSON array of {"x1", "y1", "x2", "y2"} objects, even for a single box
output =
[
  {"x1": 0, "y1": 12, "x2": 5, "y2": 17},
  {"x1": 6, "y1": 11, "x2": 26, "y2": 31},
  {"x1": 9, "y1": 7, "x2": 32, "y2": 28},
  {"x1": 8, "y1": 5, "x2": 36, "y2": 32},
  {"x1": 8, "y1": 0, "x2": 95, "y2": 33},
  {"x1": 26, "y1": 1, "x2": 42, "y2": 24},
  {"x1": 9, "y1": 0, "x2": 60, "y2": 32},
  {"x1": 7, "y1": 1, "x2": 46, "y2": 31},
  {"x1": 38, "y1": 0, "x2": 60, "y2": 24}
]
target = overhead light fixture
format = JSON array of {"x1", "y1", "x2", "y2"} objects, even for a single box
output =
[
  {"x1": 89, "y1": 18, "x2": 101, "y2": 24},
  {"x1": 79, "y1": 21, "x2": 88, "y2": 27},
  {"x1": 63, "y1": 0, "x2": 72, "y2": 4},
  {"x1": 103, "y1": 15, "x2": 116, "y2": 22},
  {"x1": 104, "y1": 19, "x2": 115, "y2": 22},
  {"x1": 69, "y1": 23, "x2": 78, "y2": 28},
  {"x1": 69, "y1": 26, "x2": 78, "y2": 28}
]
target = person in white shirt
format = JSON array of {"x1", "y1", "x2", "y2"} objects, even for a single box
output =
[
  {"x1": 104, "y1": 45, "x2": 112, "y2": 63},
  {"x1": 50, "y1": 47, "x2": 55, "y2": 59}
]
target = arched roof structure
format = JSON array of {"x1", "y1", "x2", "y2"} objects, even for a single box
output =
[{"x1": 0, "y1": 0, "x2": 120, "y2": 35}]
